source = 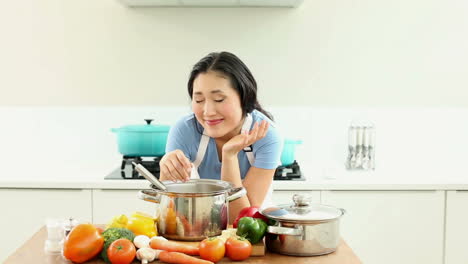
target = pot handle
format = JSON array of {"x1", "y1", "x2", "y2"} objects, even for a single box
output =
[
  {"x1": 267, "y1": 225, "x2": 302, "y2": 236},
  {"x1": 137, "y1": 189, "x2": 161, "y2": 204},
  {"x1": 226, "y1": 187, "x2": 247, "y2": 202}
]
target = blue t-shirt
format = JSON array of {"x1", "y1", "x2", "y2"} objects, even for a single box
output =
[{"x1": 165, "y1": 110, "x2": 283, "y2": 180}]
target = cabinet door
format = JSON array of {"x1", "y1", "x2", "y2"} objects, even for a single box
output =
[
  {"x1": 322, "y1": 190, "x2": 444, "y2": 264},
  {"x1": 445, "y1": 190, "x2": 468, "y2": 264},
  {"x1": 272, "y1": 190, "x2": 320, "y2": 205},
  {"x1": 0, "y1": 189, "x2": 92, "y2": 262},
  {"x1": 92, "y1": 189, "x2": 157, "y2": 224}
]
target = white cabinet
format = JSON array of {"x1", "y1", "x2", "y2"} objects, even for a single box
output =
[
  {"x1": 117, "y1": 0, "x2": 303, "y2": 7},
  {"x1": 321, "y1": 190, "x2": 444, "y2": 264},
  {"x1": 0, "y1": 189, "x2": 92, "y2": 263},
  {"x1": 92, "y1": 189, "x2": 158, "y2": 224},
  {"x1": 271, "y1": 190, "x2": 320, "y2": 205},
  {"x1": 445, "y1": 190, "x2": 468, "y2": 264}
]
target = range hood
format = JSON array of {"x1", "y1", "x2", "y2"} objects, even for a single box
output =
[{"x1": 117, "y1": 0, "x2": 304, "y2": 8}]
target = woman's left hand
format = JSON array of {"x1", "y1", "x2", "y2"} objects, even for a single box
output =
[{"x1": 222, "y1": 120, "x2": 269, "y2": 157}]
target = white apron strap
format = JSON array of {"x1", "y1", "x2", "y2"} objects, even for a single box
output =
[
  {"x1": 241, "y1": 113, "x2": 255, "y2": 166},
  {"x1": 190, "y1": 134, "x2": 210, "y2": 179}
]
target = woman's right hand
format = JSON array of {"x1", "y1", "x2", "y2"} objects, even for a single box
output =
[{"x1": 159, "y1": 149, "x2": 193, "y2": 182}]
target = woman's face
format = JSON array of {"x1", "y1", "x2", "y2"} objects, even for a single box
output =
[{"x1": 192, "y1": 71, "x2": 244, "y2": 140}]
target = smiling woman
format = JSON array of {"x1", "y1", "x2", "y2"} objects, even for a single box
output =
[{"x1": 159, "y1": 51, "x2": 283, "y2": 223}]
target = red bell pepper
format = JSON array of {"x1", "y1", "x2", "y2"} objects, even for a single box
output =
[{"x1": 233, "y1": 206, "x2": 268, "y2": 228}]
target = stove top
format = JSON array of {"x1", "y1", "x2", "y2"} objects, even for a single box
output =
[
  {"x1": 105, "y1": 156, "x2": 161, "y2": 180},
  {"x1": 105, "y1": 156, "x2": 304, "y2": 181},
  {"x1": 273, "y1": 160, "x2": 304, "y2": 181}
]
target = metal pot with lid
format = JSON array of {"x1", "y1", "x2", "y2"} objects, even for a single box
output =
[
  {"x1": 260, "y1": 194, "x2": 345, "y2": 256},
  {"x1": 138, "y1": 179, "x2": 246, "y2": 241}
]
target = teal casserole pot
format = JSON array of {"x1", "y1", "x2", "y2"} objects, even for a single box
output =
[
  {"x1": 281, "y1": 139, "x2": 303, "y2": 166},
  {"x1": 111, "y1": 119, "x2": 170, "y2": 157}
]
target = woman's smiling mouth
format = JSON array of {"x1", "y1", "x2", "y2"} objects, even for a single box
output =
[{"x1": 205, "y1": 119, "x2": 223, "y2": 126}]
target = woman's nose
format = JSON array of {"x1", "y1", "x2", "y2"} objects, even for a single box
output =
[{"x1": 203, "y1": 101, "x2": 216, "y2": 115}]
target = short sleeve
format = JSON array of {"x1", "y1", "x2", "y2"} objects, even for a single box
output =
[
  {"x1": 165, "y1": 115, "x2": 199, "y2": 161},
  {"x1": 252, "y1": 123, "x2": 283, "y2": 170}
]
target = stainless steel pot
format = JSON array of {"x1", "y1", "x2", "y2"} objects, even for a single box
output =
[
  {"x1": 138, "y1": 179, "x2": 246, "y2": 241},
  {"x1": 260, "y1": 194, "x2": 345, "y2": 256}
]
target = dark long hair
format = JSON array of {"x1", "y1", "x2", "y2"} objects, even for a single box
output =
[{"x1": 187, "y1": 52, "x2": 273, "y2": 121}]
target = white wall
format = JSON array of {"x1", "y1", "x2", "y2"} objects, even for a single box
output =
[
  {"x1": 0, "y1": 0, "x2": 467, "y2": 106},
  {"x1": 1, "y1": 106, "x2": 467, "y2": 181}
]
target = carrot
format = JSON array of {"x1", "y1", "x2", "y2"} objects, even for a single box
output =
[
  {"x1": 159, "y1": 251, "x2": 214, "y2": 264},
  {"x1": 150, "y1": 238, "x2": 199, "y2": 255}
]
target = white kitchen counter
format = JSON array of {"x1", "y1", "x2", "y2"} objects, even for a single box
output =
[{"x1": 1, "y1": 170, "x2": 467, "y2": 190}]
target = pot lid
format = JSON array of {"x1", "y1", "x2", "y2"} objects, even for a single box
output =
[
  {"x1": 114, "y1": 119, "x2": 170, "y2": 133},
  {"x1": 260, "y1": 194, "x2": 344, "y2": 223}
]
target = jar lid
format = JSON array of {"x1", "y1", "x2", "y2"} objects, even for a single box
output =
[
  {"x1": 113, "y1": 119, "x2": 170, "y2": 133},
  {"x1": 260, "y1": 194, "x2": 344, "y2": 223}
]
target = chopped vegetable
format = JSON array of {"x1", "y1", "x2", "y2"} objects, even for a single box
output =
[
  {"x1": 225, "y1": 237, "x2": 252, "y2": 261},
  {"x1": 126, "y1": 212, "x2": 158, "y2": 237},
  {"x1": 136, "y1": 247, "x2": 160, "y2": 264},
  {"x1": 107, "y1": 214, "x2": 128, "y2": 229},
  {"x1": 233, "y1": 206, "x2": 268, "y2": 228},
  {"x1": 216, "y1": 228, "x2": 238, "y2": 243},
  {"x1": 63, "y1": 223, "x2": 104, "y2": 263},
  {"x1": 107, "y1": 238, "x2": 136, "y2": 264},
  {"x1": 150, "y1": 236, "x2": 168, "y2": 242},
  {"x1": 134, "y1": 235, "x2": 151, "y2": 249},
  {"x1": 199, "y1": 237, "x2": 225, "y2": 263},
  {"x1": 159, "y1": 251, "x2": 214, "y2": 264},
  {"x1": 236, "y1": 216, "x2": 267, "y2": 244},
  {"x1": 101, "y1": 228, "x2": 135, "y2": 263},
  {"x1": 150, "y1": 238, "x2": 199, "y2": 255}
]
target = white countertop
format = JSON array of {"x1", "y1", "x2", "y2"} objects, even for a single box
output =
[{"x1": 1, "y1": 167, "x2": 467, "y2": 190}]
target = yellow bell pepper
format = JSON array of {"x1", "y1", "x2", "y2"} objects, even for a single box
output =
[
  {"x1": 126, "y1": 211, "x2": 158, "y2": 237},
  {"x1": 106, "y1": 214, "x2": 128, "y2": 229}
]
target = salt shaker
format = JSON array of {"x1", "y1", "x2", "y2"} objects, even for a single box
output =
[{"x1": 44, "y1": 219, "x2": 65, "y2": 254}]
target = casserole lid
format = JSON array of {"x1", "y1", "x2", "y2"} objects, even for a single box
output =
[
  {"x1": 260, "y1": 194, "x2": 344, "y2": 223},
  {"x1": 112, "y1": 119, "x2": 170, "y2": 133}
]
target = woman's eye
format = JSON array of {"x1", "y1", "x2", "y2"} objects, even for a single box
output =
[
  {"x1": 214, "y1": 99, "x2": 225, "y2": 103},
  {"x1": 194, "y1": 99, "x2": 204, "y2": 103}
]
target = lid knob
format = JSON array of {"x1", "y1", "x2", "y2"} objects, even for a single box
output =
[
  {"x1": 293, "y1": 194, "x2": 312, "y2": 207},
  {"x1": 144, "y1": 119, "x2": 154, "y2": 125}
]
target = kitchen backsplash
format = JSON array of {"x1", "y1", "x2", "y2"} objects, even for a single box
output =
[{"x1": 1, "y1": 106, "x2": 467, "y2": 180}]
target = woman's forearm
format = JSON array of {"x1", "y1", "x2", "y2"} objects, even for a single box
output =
[{"x1": 221, "y1": 153, "x2": 250, "y2": 223}]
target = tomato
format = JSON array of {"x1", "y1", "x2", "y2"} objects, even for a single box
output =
[
  {"x1": 225, "y1": 236, "x2": 252, "y2": 261},
  {"x1": 107, "y1": 238, "x2": 136, "y2": 264},
  {"x1": 199, "y1": 237, "x2": 225, "y2": 263},
  {"x1": 63, "y1": 223, "x2": 104, "y2": 263}
]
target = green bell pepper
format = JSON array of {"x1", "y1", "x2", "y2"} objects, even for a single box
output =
[{"x1": 236, "y1": 216, "x2": 267, "y2": 244}]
